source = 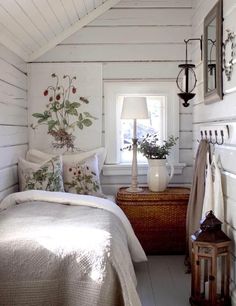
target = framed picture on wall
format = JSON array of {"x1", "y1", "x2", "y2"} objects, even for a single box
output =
[{"x1": 28, "y1": 63, "x2": 102, "y2": 153}]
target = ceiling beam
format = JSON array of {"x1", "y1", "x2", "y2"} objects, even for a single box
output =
[{"x1": 28, "y1": 0, "x2": 121, "y2": 62}]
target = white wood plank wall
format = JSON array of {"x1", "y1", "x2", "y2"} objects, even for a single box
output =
[
  {"x1": 35, "y1": 0, "x2": 193, "y2": 194},
  {"x1": 0, "y1": 44, "x2": 28, "y2": 202},
  {"x1": 191, "y1": 0, "x2": 236, "y2": 290}
]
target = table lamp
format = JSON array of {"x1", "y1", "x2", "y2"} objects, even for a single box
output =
[{"x1": 121, "y1": 96, "x2": 148, "y2": 192}]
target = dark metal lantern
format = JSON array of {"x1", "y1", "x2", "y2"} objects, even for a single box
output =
[
  {"x1": 176, "y1": 38, "x2": 202, "y2": 107},
  {"x1": 190, "y1": 211, "x2": 231, "y2": 306}
]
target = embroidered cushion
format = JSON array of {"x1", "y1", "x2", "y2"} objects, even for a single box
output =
[
  {"x1": 18, "y1": 156, "x2": 64, "y2": 192},
  {"x1": 63, "y1": 154, "x2": 104, "y2": 197}
]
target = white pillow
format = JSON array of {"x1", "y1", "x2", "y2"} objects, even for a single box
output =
[
  {"x1": 26, "y1": 148, "x2": 107, "y2": 173},
  {"x1": 63, "y1": 154, "x2": 104, "y2": 197},
  {"x1": 26, "y1": 149, "x2": 54, "y2": 164},
  {"x1": 18, "y1": 156, "x2": 64, "y2": 192}
]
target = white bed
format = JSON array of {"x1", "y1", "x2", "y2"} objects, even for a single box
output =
[{"x1": 0, "y1": 190, "x2": 146, "y2": 306}]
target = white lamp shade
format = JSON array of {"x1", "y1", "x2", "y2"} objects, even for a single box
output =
[{"x1": 121, "y1": 97, "x2": 148, "y2": 119}]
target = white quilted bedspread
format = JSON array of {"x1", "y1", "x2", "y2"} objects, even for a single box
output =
[{"x1": 0, "y1": 191, "x2": 147, "y2": 306}]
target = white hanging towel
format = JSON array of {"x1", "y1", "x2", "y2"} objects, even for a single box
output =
[
  {"x1": 212, "y1": 154, "x2": 225, "y2": 230},
  {"x1": 212, "y1": 153, "x2": 226, "y2": 294},
  {"x1": 202, "y1": 151, "x2": 214, "y2": 219}
]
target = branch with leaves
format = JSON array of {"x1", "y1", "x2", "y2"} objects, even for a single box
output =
[
  {"x1": 122, "y1": 133, "x2": 178, "y2": 159},
  {"x1": 138, "y1": 134, "x2": 178, "y2": 159}
]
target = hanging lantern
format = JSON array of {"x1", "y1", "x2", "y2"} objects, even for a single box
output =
[
  {"x1": 190, "y1": 211, "x2": 231, "y2": 306},
  {"x1": 176, "y1": 63, "x2": 197, "y2": 107},
  {"x1": 176, "y1": 38, "x2": 202, "y2": 108}
]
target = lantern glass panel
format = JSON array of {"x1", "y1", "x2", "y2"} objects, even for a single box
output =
[
  {"x1": 176, "y1": 66, "x2": 196, "y2": 94},
  {"x1": 216, "y1": 255, "x2": 227, "y2": 298},
  {"x1": 199, "y1": 257, "x2": 211, "y2": 300}
]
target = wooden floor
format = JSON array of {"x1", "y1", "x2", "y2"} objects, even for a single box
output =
[{"x1": 134, "y1": 255, "x2": 191, "y2": 306}]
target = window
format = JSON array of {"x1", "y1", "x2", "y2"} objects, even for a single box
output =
[
  {"x1": 104, "y1": 82, "x2": 180, "y2": 174},
  {"x1": 120, "y1": 95, "x2": 166, "y2": 163}
]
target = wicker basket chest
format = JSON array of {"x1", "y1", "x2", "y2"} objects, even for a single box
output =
[{"x1": 116, "y1": 187, "x2": 190, "y2": 255}]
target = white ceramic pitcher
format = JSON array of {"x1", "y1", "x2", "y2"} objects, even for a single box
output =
[{"x1": 147, "y1": 159, "x2": 174, "y2": 192}]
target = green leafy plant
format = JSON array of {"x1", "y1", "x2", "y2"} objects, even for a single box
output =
[
  {"x1": 31, "y1": 73, "x2": 97, "y2": 150},
  {"x1": 137, "y1": 133, "x2": 178, "y2": 159}
]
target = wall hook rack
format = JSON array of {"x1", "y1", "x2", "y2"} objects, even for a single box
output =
[{"x1": 199, "y1": 125, "x2": 229, "y2": 145}]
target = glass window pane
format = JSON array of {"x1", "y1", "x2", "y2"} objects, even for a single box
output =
[{"x1": 120, "y1": 96, "x2": 166, "y2": 163}]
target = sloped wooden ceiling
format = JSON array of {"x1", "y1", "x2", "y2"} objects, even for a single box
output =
[{"x1": 0, "y1": 0, "x2": 120, "y2": 62}]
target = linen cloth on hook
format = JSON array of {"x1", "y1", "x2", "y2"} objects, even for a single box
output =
[{"x1": 202, "y1": 153, "x2": 225, "y2": 230}]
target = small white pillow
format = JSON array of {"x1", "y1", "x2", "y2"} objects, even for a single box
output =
[
  {"x1": 63, "y1": 154, "x2": 103, "y2": 197},
  {"x1": 26, "y1": 148, "x2": 107, "y2": 173},
  {"x1": 18, "y1": 156, "x2": 64, "y2": 192},
  {"x1": 26, "y1": 149, "x2": 54, "y2": 164}
]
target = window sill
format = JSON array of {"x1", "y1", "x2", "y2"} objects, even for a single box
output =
[{"x1": 102, "y1": 162, "x2": 186, "y2": 176}]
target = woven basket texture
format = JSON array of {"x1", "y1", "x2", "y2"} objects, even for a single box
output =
[{"x1": 116, "y1": 187, "x2": 190, "y2": 255}]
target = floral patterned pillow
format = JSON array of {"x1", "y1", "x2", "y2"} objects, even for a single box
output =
[
  {"x1": 63, "y1": 154, "x2": 103, "y2": 196},
  {"x1": 18, "y1": 156, "x2": 64, "y2": 192}
]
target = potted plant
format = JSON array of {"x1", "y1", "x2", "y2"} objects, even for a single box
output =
[{"x1": 138, "y1": 133, "x2": 178, "y2": 192}]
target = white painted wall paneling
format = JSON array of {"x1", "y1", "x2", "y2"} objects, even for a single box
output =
[
  {"x1": 62, "y1": 26, "x2": 192, "y2": 44},
  {"x1": 0, "y1": 3, "x2": 39, "y2": 51},
  {"x1": 0, "y1": 44, "x2": 26, "y2": 72},
  {"x1": 193, "y1": 91, "x2": 236, "y2": 124},
  {"x1": 36, "y1": 1, "x2": 193, "y2": 193},
  {"x1": 0, "y1": 185, "x2": 18, "y2": 202},
  {"x1": 0, "y1": 166, "x2": 18, "y2": 191},
  {"x1": 72, "y1": 0, "x2": 87, "y2": 18},
  {"x1": 179, "y1": 132, "x2": 193, "y2": 149},
  {"x1": 0, "y1": 0, "x2": 48, "y2": 47},
  {"x1": 15, "y1": 0, "x2": 56, "y2": 41},
  {"x1": 89, "y1": 8, "x2": 192, "y2": 26},
  {"x1": 191, "y1": 0, "x2": 236, "y2": 287},
  {"x1": 103, "y1": 62, "x2": 180, "y2": 80},
  {"x1": 0, "y1": 0, "x2": 120, "y2": 61},
  {"x1": 36, "y1": 44, "x2": 186, "y2": 62},
  {"x1": 0, "y1": 58, "x2": 27, "y2": 90},
  {"x1": 59, "y1": 0, "x2": 93, "y2": 26},
  {"x1": 0, "y1": 104, "x2": 27, "y2": 126},
  {"x1": 0, "y1": 126, "x2": 28, "y2": 147},
  {"x1": 0, "y1": 23, "x2": 30, "y2": 62},
  {"x1": 116, "y1": 0, "x2": 192, "y2": 8},
  {"x1": 0, "y1": 44, "x2": 28, "y2": 201},
  {"x1": 101, "y1": 165, "x2": 193, "y2": 194},
  {"x1": 0, "y1": 145, "x2": 27, "y2": 169}
]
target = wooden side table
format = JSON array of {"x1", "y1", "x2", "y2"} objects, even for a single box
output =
[{"x1": 116, "y1": 187, "x2": 190, "y2": 255}]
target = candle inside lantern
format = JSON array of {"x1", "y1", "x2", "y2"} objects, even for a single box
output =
[{"x1": 205, "y1": 281, "x2": 209, "y2": 300}]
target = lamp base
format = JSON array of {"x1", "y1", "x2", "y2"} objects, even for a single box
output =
[{"x1": 125, "y1": 186, "x2": 143, "y2": 193}]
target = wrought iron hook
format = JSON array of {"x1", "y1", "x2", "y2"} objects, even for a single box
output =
[
  {"x1": 200, "y1": 130, "x2": 204, "y2": 140},
  {"x1": 209, "y1": 130, "x2": 217, "y2": 145},
  {"x1": 216, "y1": 130, "x2": 224, "y2": 145}
]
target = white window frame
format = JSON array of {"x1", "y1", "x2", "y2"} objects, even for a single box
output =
[{"x1": 103, "y1": 81, "x2": 185, "y2": 175}]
